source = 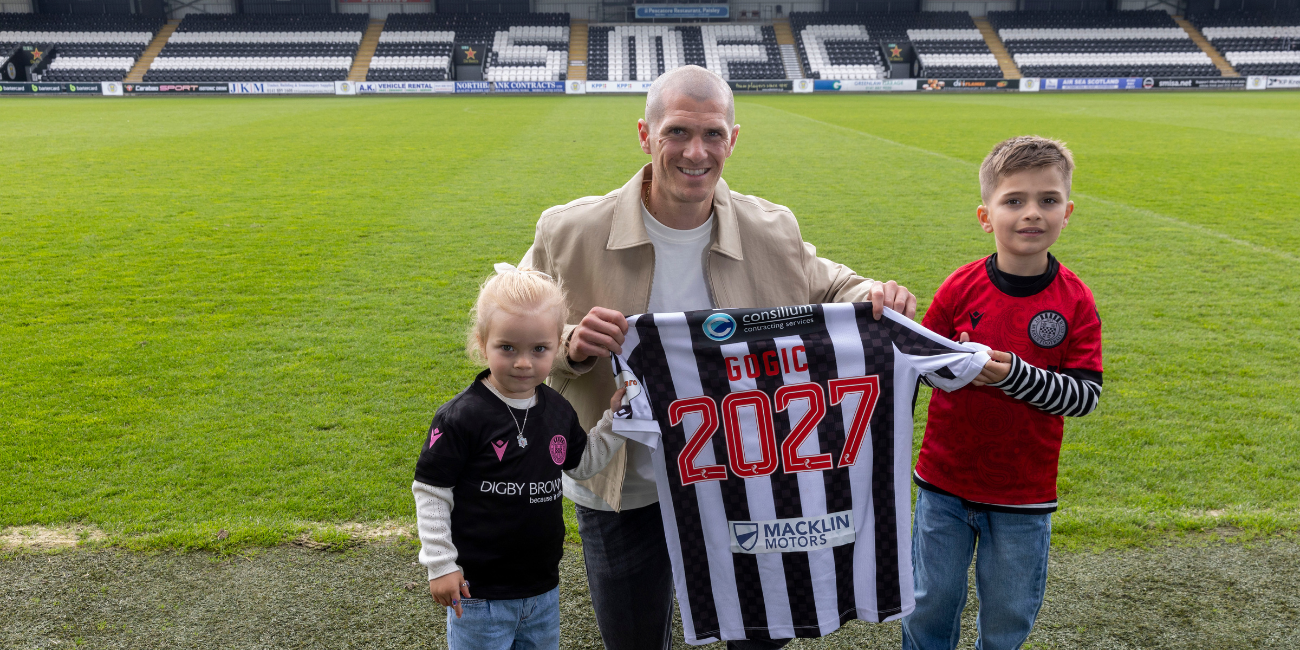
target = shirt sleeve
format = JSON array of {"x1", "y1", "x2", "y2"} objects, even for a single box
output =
[
  {"x1": 1063, "y1": 290, "x2": 1104, "y2": 376},
  {"x1": 411, "y1": 480, "x2": 461, "y2": 581},
  {"x1": 561, "y1": 411, "x2": 589, "y2": 472},
  {"x1": 990, "y1": 353, "x2": 1102, "y2": 417},
  {"x1": 565, "y1": 410, "x2": 628, "y2": 480},
  {"x1": 413, "y1": 409, "x2": 472, "y2": 488},
  {"x1": 609, "y1": 354, "x2": 663, "y2": 448},
  {"x1": 883, "y1": 308, "x2": 991, "y2": 393}
]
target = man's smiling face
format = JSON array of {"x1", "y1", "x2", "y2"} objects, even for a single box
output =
[{"x1": 639, "y1": 91, "x2": 739, "y2": 205}]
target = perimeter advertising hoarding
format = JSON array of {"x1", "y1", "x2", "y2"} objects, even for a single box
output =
[
  {"x1": 228, "y1": 82, "x2": 334, "y2": 94},
  {"x1": 0, "y1": 81, "x2": 94, "y2": 93},
  {"x1": 586, "y1": 80, "x2": 654, "y2": 93},
  {"x1": 635, "y1": 5, "x2": 728, "y2": 19},
  {"x1": 455, "y1": 81, "x2": 490, "y2": 93},
  {"x1": 356, "y1": 81, "x2": 454, "y2": 94},
  {"x1": 125, "y1": 83, "x2": 229, "y2": 93},
  {"x1": 728, "y1": 80, "x2": 791, "y2": 92},
  {"x1": 812, "y1": 79, "x2": 916, "y2": 92},
  {"x1": 493, "y1": 81, "x2": 564, "y2": 93},
  {"x1": 920, "y1": 78, "x2": 1018, "y2": 91},
  {"x1": 1266, "y1": 75, "x2": 1300, "y2": 88},
  {"x1": 566, "y1": 79, "x2": 586, "y2": 94},
  {"x1": 792, "y1": 79, "x2": 813, "y2": 93},
  {"x1": 1146, "y1": 77, "x2": 1246, "y2": 89},
  {"x1": 1041, "y1": 77, "x2": 1143, "y2": 91}
]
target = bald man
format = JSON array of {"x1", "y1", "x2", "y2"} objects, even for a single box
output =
[{"x1": 520, "y1": 65, "x2": 915, "y2": 649}]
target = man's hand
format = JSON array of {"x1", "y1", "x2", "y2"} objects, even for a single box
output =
[
  {"x1": 959, "y1": 332, "x2": 1012, "y2": 386},
  {"x1": 609, "y1": 387, "x2": 627, "y2": 412},
  {"x1": 569, "y1": 307, "x2": 629, "y2": 363},
  {"x1": 429, "y1": 571, "x2": 471, "y2": 618},
  {"x1": 869, "y1": 281, "x2": 917, "y2": 320}
]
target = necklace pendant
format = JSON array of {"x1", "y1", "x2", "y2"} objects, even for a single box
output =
[{"x1": 517, "y1": 434, "x2": 528, "y2": 449}]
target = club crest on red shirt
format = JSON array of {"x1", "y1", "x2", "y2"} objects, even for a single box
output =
[{"x1": 1027, "y1": 310, "x2": 1068, "y2": 348}]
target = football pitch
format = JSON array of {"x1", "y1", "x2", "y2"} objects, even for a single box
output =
[{"x1": 1, "y1": 92, "x2": 1297, "y2": 553}]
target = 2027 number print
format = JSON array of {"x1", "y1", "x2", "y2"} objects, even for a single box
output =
[{"x1": 668, "y1": 376, "x2": 881, "y2": 486}]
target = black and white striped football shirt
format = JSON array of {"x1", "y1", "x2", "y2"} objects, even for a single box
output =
[{"x1": 610, "y1": 303, "x2": 990, "y2": 644}]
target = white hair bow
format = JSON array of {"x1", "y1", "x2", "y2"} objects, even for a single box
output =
[{"x1": 494, "y1": 262, "x2": 553, "y2": 280}]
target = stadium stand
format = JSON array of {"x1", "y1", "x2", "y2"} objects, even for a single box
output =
[
  {"x1": 789, "y1": 12, "x2": 1001, "y2": 80},
  {"x1": 143, "y1": 14, "x2": 366, "y2": 83},
  {"x1": 1192, "y1": 11, "x2": 1300, "y2": 76},
  {"x1": 989, "y1": 10, "x2": 1219, "y2": 78},
  {"x1": 585, "y1": 24, "x2": 783, "y2": 81},
  {"x1": 0, "y1": 14, "x2": 163, "y2": 83},
  {"x1": 367, "y1": 13, "x2": 569, "y2": 82}
]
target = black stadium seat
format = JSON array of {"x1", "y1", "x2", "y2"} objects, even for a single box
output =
[
  {"x1": 1191, "y1": 10, "x2": 1300, "y2": 76},
  {"x1": 0, "y1": 14, "x2": 162, "y2": 82},
  {"x1": 989, "y1": 10, "x2": 1220, "y2": 78},
  {"x1": 143, "y1": 14, "x2": 366, "y2": 83}
]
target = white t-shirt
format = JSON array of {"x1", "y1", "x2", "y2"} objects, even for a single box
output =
[{"x1": 563, "y1": 201, "x2": 715, "y2": 512}]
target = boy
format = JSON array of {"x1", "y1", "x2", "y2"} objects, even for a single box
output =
[{"x1": 901, "y1": 136, "x2": 1103, "y2": 650}]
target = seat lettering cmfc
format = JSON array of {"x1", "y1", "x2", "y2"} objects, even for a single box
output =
[{"x1": 667, "y1": 375, "x2": 881, "y2": 486}]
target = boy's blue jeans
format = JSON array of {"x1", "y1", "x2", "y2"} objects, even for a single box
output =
[
  {"x1": 901, "y1": 488, "x2": 1051, "y2": 650},
  {"x1": 446, "y1": 586, "x2": 560, "y2": 650}
]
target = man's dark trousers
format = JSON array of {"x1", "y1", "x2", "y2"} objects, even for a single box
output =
[{"x1": 576, "y1": 503, "x2": 790, "y2": 650}]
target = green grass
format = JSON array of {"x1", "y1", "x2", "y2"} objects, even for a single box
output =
[{"x1": 1, "y1": 93, "x2": 1297, "y2": 551}]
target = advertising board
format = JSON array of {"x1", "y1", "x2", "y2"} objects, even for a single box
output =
[
  {"x1": 813, "y1": 79, "x2": 914, "y2": 91},
  {"x1": 0, "y1": 81, "x2": 63, "y2": 93},
  {"x1": 792, "y1": 79, "x2": 813, "y2": 93},
  {"x1": 728, "y1": 80, "x2": 792, "y2": 92},
  {"x1": 1146, "y1": 77, "x2": 1246, "y2": 89},
  {"x1": 920, "y1": 78, "x2": 1018, "y2": 91},
  {"x1": 1041, "y1": 77, "x2": 1143, "y2": 91},
  {"x1": 1267, "y1": 75, "x2": 1300, "y2": 88},
  {"x1": 228, "y1": 82, "x2": 334, "y2": 94},
  {"x1": 356, "y1": 81, "x2": 454, "y2": 94},
  {"x1": 493, "y1": 81, "x2": 565, "y2": 93},
  {"x1": 565, "y1": 79, "x2": 586, "y2": 94},
  {"x1": 124, "y1": 83, "x2": 229, "y2": 93},
  {"x1": 634, "y1": 5, "x2": 728, "y2": 19},
  {"x1": 455, "y1": 81, "x2": 490, "y2": 94},
  {"x1": 585, "y1": 80, "x2": 654, "y2": 93}
]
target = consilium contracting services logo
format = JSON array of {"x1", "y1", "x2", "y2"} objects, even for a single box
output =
[
  {"x1": 729, "y1": 511, "x2": 856, "y2": 554},
  {"x1": 702, "y1": 313, "x2": 737, "y2": 341}
]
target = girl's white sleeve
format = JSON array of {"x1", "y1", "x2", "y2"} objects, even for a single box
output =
[
  {"x1": 411, "y1": 480, "x2": 462, "y2": 582},
  {"x1": 565, "y1": 410, "x2": 627, "y2": 481}
]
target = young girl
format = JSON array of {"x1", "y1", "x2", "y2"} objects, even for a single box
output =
[{"x1": 411, "y1": 263, "x2": 626, "y2": 650}]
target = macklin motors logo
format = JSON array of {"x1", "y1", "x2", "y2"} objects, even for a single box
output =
[
  {"x1": 733, "y1": 523, "x2": 759, "y2": 551},
  {"x1": 702, "y1": 313, "x2": 737, "y2": 342}
]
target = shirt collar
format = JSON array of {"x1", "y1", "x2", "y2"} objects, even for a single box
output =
[{"x1": 606, "y1": 163, "x2": 743, "y2": 261}]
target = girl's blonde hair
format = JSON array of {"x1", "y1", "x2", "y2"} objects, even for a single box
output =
[{"x1": 466, "y1": 264, "x2": 568, "y2": 364}]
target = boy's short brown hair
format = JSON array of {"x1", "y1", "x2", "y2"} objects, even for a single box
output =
[{"x1": 979, "y1": 136, "x2": 1075, "y2": 203}]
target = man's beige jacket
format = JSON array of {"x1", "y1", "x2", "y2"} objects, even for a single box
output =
[{"x1": 520, "y1": 164, "x2": 876, "y2": 511}]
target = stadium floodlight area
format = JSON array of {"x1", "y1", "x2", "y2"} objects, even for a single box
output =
[
  {"x1": 144, "y1": 14, "x2": 367, "y2": 83},
  {"x1": 368, "y1": 14, "x2": 569, "y2": 83},
  {"x1": 1192, "y1": 11, "x2": 1300, "y2": 76},
  {"x1": 585, "y1": 23, "x2": 782, "y2": 82},
  {"x1": 990, "y1": 10, "x2": 1218, "y2": 78},
  {"x1": 0, "y1": 14, "x2": 163, "y2": 83},
  {"x1": 789, "y1": 12, "x2": 1000, "y2": 80}
]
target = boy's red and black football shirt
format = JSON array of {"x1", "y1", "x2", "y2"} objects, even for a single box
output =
[{"x1": 917, "y1": 254, "x2": 1103, "y2": 506}]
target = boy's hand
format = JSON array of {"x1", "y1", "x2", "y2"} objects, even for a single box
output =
[
  {"x1": 610, "y1": 387, "x2": 627, "y2": 412},
  {"x1": 959, "y1": 332, "x2": 1012, "y2": 386},
  {"x1": 429, "y1": 571, "x2": 472, "y2": 618},
  {"x1": 973, "y1": 351, "x2": 1012, "y2": 386}
]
